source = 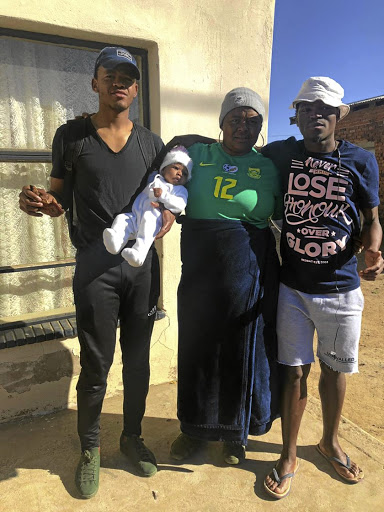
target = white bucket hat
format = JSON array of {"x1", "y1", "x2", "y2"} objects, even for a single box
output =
[{"x1": 290, "y1": 77, "x2": 350, "y2": 120}]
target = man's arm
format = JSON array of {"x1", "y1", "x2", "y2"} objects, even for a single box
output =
[
  {"x1": 156, "y1": 208, "x2": 176, "y2": 240},
  {"x1": 165, "y1": 134, "x2": 216, "y2": 151},
  {"x1": 19, "y1": 122, "x2": 68, "y2": 218},
  {"x1": 359, "y1": 206, "x2": 383, "y2": 280}
]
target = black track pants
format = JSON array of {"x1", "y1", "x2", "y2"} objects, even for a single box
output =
[{"x1": 73, "y1": 241, "x2": 160, "y2": 450}]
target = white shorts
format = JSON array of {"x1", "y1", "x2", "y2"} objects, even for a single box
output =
[{"x1": 276, "y1": 283, "x2": 364, "y2": 373}]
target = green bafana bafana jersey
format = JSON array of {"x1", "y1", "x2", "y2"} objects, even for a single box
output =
[{"x1": 186, "y1": 142, "x2": 283, "y2": 228}]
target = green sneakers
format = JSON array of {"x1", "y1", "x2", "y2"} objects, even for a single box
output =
[
  {"x1": 75, "y1": 436, "x2": 157, "y2": 497},
  {"x1": 75, "y1": 447, "x2": 100, "y2": 499},
  {"x1": 120, "y1": 434, "x2": 157, "y2": 477},
  {"x1": 223, "y1": 442, "x2": 246, "y2": 465},
  {"x1": 170, "y1": 433, "x2": 204, "y2": 461}
]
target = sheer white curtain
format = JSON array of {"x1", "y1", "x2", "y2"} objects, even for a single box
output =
[{"x1": 0, "y1": 38, "x2": 102, "y2": 318}]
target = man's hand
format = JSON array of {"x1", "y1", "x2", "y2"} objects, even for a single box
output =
[
  {"x1": 155, "y1": 208, "x2": 176, "y2": 239},
  {"x1": 19, "y1": 185, "x2": 64, "y2": 217},
  {"x1": 359, "y1": 249, "x2": 384, "y2": 281},
  {"x1": 19, "y1": 185, "x2": 44, "y2": 217}
]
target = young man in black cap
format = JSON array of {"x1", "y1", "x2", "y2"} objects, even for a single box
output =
[
  {"x1": 262, "y1": 77, "x2": 383, "y2": 499},
  {"x1": 19, "y1": 47, "x2": 171, "y2": 498}
]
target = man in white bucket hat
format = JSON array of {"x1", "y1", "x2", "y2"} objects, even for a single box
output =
[
  {"x1": 262, "y1": 76, "x2": 383, "y2": 498},
  {"x1": 290, "y1": 76, "x2": 350, "y2": 120}
]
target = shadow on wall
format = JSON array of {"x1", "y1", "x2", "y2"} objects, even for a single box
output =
[{"x1": 0, "y1": 340, "x2": 76, "y2": 423}]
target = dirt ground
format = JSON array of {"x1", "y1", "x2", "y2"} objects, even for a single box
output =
[{"x1": 307, "y1": 259, "x2": 384, "y2": 442}]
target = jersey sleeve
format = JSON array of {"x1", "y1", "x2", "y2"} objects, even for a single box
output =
[
  {"x1": 50, "y1": 124, "x2": 67, "y2": 179},
  {"x1": 358, "y1": 151, "x2": 380, "y2": 209}
]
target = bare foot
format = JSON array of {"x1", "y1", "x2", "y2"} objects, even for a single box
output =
[
  {"x1": 264, "y1": 457, "x2": 299, "y2": 498},
  {"x1": 317, "y1": 441, "x2": 364, "y2": 483}
]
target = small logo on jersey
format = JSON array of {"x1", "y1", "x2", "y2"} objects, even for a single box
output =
[
  {"x1": 148, "y1": 305, "x2": 157, "y2": 317},
  {"x1": 223, "y1": 164, "x2": 238, "y2": 174},
  {"x1": 248, "y1": 168, "x2": 261, "y2": 179},
  {"x1": 199, "y1": 162, "x2": 215, "y2": 167}
]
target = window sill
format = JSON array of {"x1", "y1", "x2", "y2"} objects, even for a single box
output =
[
  {"x1": 0, "y1": 307, "x2": 166, "y2": 349},
  {"x1": 0, "y1": 308, "x2": 77, "y2": 349}
]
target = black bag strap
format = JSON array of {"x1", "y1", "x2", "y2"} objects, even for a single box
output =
[
  {"x1": 135, "y1": 123, "x2": 168, "y2": 173},
  {"x1": 62, "y1": 118, "x2": 87, "y2": 241},
  {"x1": 135, "y1": 123, "x2": 158, "y2": 171}
]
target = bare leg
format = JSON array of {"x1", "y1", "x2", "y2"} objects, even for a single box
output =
[
  {"x1": 318, "y1": 361, "x2": 363, "y2": 481},
  {"x1": 264, "y1": 364, "x2": 310, "y2": 495}
]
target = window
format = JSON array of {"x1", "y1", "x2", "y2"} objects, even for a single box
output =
[{"x1": 0, "y1": 29, "x2": 149, "y2": 337}]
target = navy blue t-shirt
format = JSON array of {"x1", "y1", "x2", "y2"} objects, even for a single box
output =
[{"x1": 262, "y1": 137, "x2": 380, "y2": 293}]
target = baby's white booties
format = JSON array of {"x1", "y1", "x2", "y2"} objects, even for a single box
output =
[
  {"x1": 122, "y1": 247, "x2": 145, "y2": 267},
  {"x1": 103, "y1": 228, "x2": 126, "y2": 254}
]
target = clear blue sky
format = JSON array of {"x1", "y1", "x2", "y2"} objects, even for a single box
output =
[{"x1": 268, "y1": 0, "x2": 384, "y2": 142}]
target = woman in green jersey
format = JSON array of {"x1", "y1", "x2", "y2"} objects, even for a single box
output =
[{"x1": 169, "y1": 88, "x2": 283, "y2": 465}]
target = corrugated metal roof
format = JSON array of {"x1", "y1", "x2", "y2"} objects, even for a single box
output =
[{"x1": 348, "y1": 95, "x2": 384, "y2": 107}]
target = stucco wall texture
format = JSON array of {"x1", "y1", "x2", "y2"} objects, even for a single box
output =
[{"x1": 0, "y1": 0, "x2": 276, "y2": 422}]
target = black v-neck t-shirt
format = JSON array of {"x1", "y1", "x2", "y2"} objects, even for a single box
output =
[{"x1": 51, "y1": 118, "x2": 164, "y2": 248}]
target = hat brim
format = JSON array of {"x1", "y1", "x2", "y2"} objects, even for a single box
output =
[
  {"x1": 290, "y1": 100, "x2": 350, "y2": 120},
  {"x1": 96, "y1": 57, "x2": 140, "y2": 80}
]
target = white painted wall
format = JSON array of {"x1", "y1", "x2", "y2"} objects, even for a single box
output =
[{"x1": 0, "y1": 0, "x2": 275, "y2": 421}]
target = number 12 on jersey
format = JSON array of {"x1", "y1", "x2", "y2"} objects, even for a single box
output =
[{"x1": 213, "y1": 176, "x2": 237, "y2": 199}]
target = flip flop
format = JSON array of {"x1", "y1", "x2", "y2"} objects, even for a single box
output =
[
  {"x1": 316, "y1": 444, "x2": 364, "y2": 483},
  {"x1": 263, "y1": 460, "x2": 300, "y2": 500}
]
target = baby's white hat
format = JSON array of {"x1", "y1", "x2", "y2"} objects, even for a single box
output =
[{"x1": 160, "y1": 146, "x2": 193, "y2": 181}]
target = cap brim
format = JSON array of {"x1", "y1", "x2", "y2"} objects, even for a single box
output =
[{"x1": 98, "y1": 57, "x2": 140, "y2": 80}]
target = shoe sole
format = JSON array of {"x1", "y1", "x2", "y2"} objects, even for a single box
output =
[
  {"x1": 78, "y1": 489, "x2": 99, "y2": 499},
  {"x1": 224, "y1": 457, "x2": 242, "y2": 465},
  {"x1": 170, "y1": 452, "x2": 186, "y2": 461},
  {"x1": 263, "y1": 460, "x2": 300, "y2": 500},
  {"x1": 141, "y1": 467, "x2": 157, "y2": 478},
  {"x1": 316, "y1": 444, "x2": 364, "y2": 484}
]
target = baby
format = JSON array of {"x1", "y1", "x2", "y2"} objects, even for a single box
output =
[{"x1": 103, "y1": 146, "x2": 192, "y2": 267}]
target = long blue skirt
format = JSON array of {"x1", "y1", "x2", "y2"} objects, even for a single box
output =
[{"x1": 177, "y1": 217, "x2": 281, "y2": 444}]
